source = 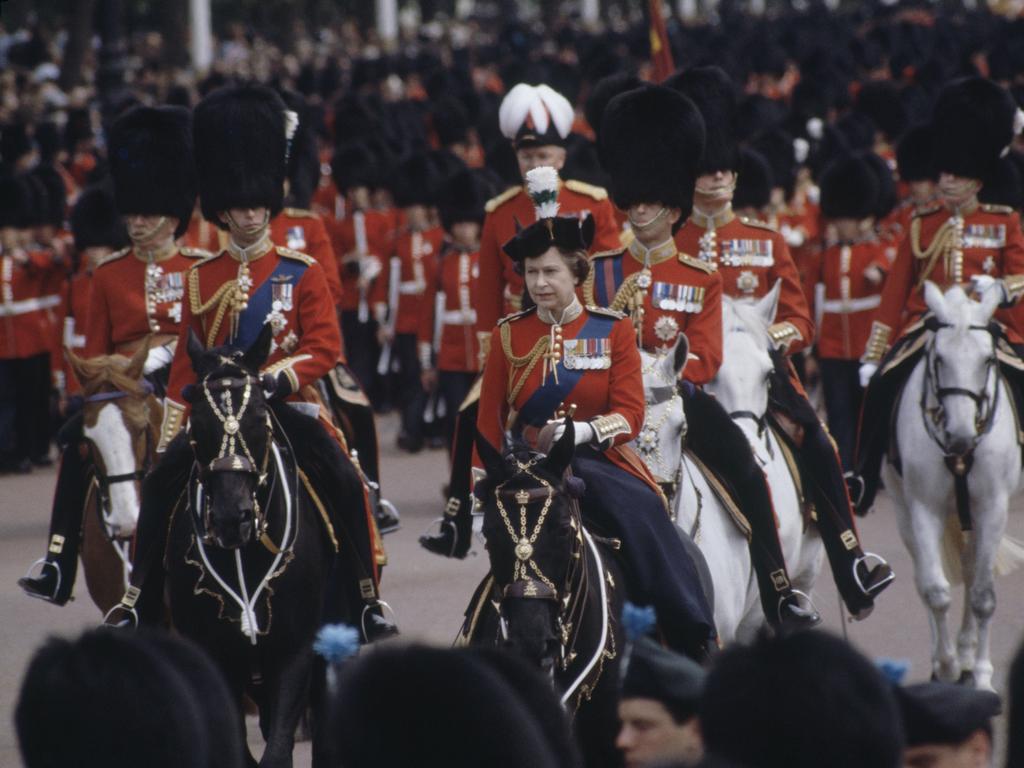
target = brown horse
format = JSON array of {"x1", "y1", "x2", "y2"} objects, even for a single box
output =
[{"x1": 66, "y1": 343, "x2": 161, "y2": 614}]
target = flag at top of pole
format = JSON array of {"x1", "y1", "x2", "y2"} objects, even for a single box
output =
[{"x1": 648, "y1": 0, "x2": 675, "y2": 83}]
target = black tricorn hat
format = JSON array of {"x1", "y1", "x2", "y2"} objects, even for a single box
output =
[
  {"x1": 437, "y1": 167, "x2": 497, "y2": 231},
  {"x1": 733, "y1": 148, "x2": 774, "y2": 211},
  {"x1": 108, "y1": 105, "x2": 197, "y2": 238},
  {"x1": 665, "y1": 66, "x2": 738, "y2": 175},
  {"x1": 502, "y1": 214, "x2": 595, "y2": 263},
  {"x1": 819, "y1": 154, "x2": 879, "y2": 221},
  {"x1": 600, "y1": 84, "x2": 706, "y2": 213},
  {"x1": 194, "y1": 85, "x2": 290, "y2": 228},
  {"x1": 71, "y1": 184, "x2": 129, "y2": 251},
  {"x1": 932, "y1": 77, "x2": 1021, "y2": 181},
  {"x1": 896, "y1": 124, "x2": 937, "y2": 182}
]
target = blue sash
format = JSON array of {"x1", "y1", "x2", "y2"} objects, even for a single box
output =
[
  {"x1": 229, "y1": 256, "x2": 308, "y2": 350},
  {"x1": 592, "y1": 254, "x2": 625, "y2": 308},
  {"x1": 516, "y1": 314, "x2": 615, "y2": 427}
]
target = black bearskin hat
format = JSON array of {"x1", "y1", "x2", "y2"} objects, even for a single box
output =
[
  {"x1": 432, "y1": 97, "x2": 471, "y2": 147},
  {"x1": 980, "y1": 153, "x2": 1023, "y2": 210},
  {"x1": 863, "y1": 153, "x2": 897, "y2": 220},
  {"x1": 584, "y1": 72, "x2": 642, "y2": 148},
  {"x1": 391, "y1": 153, "x2": 442, "y2": 208},
  {"x1": 71, "y1": 184, "x2": 129, "y2": 251},
  {"x1": 854, "y1": 81, "x2": 908, "y2": 143},
  {"x1": 437, "y1": 167, "x2": 498, "y2": 231},
  {"x1": 31, "y1": 165, "x2": 67, "y2": 228},
  {"x1": 108, "y1": 106, "x2": 197, "y2": 238},
  {"x1": 819, "y1": 154, "x2": 879, "y2": 221},
  {"x1": 665, "y1": 66, "x2": 738, "y2": 175},
  {"x1": 193, "y1": 85, "x2": 290, "y2": 228},
  {"x1": 0, "y1": 173, "x2": 28, "y2": 229},
  {"x1": 280, "y1": 89, "x2": 321, "y2": 211},
  {"x1": 600, "y1": 84, "x2": 706, "y2": 213},
  {"x1": 896, "y1": 124, "x2": 936, "y2": 182},
  {"x1": 932, "y1": 77, "x2": 1022, "y2": 181},
  {"x1": 734, "y1": 148, "x2": 774, "y2": 212},
  {"x1": 332, "y1": 142, "x2": 379, "y2": 193},
  {"x1": 563, "y1": 136, "x2": 611, "y2": 190}
]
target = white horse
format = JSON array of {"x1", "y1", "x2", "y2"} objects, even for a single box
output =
[
  {"x1": 634, "y1": 336, "x2": 764, "y2": 643},
  {"x1": 883, "y1": 282, "x2": 1024, "y2": 690},
  {"x1": 706, "y1": 283, "x2": 824, "y2": 600}
]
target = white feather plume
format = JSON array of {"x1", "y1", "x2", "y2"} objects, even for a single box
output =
[
  {"x1": 284, "y1": 110, "x2": 300, "y2": 142},
  {"x1": 498, "y1": 83, "x2": 573, "y2": 142},
  {"x1": 526, "y1": 166, "x2": 561, "y2": 219},
  {"x1": 793, "y1": 137, "x2": 809, "y2": 165},
  {"x1": 806, "y1": 117, "x2": 824, "y2": 141}
]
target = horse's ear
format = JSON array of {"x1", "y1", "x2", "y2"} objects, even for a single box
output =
[
  {"x1": 923, "y1": 281, "x2": 947, "y2": 323},
  {"x1": 544, "y1": 417, "x2": 575, "y2": 477},
  {"x1": 671, "y1": 332, "x2": 690, "y2": 378},
  {"x1": 186, "y1": 328, "x2": 206, "y2": 372},
  {"x1": 243, "y1": 323, "x2": 275, "y2": 372},
  {"x1": 124, "y1": 335, "x2": 151, "y2": 380},
  {"x1": 475, "y1": 428, "x2": 505, "y2": 479},
  {"x1": 755, "y1": 279, "x2": 782, "y2": 325}
]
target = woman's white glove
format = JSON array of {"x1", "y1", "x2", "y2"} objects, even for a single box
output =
[
  {"x1": 858, "y1": 362, "x2": 878, "y2": 388},
  {"x1": 551, "y1": 419, "x2": 595, "y2": 447},
  {"x1": 143, "y1": 343, "x2": 175, "y2": 375}
]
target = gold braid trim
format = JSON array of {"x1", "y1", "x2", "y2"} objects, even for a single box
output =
[
  {"x1": 188, "y1": 268, "x2": 248, "y2": 348},
  {"x1": 500, "y1": 321, "x2": 551, "y2": 408},
  {"x1": 589, "y1": 413, "x2": 631, "y2": 447},
  {"x1": 1003, "y1": 274, "x2": 1024, "y2": 303},
  {"x1": 158, "y1": 400, "x2": 186, "y2": 453},
  {"x1": 862, "y1": 321, "x2": 893, "y2": 363},
  {"x1": 767, "y1": 321, "x2": 801, "y2": 349},
  {"x1": 911, "y1": 216, "x2": 955, "y2": 290}
]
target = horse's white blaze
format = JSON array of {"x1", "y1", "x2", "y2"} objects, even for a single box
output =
[
  {"x1": 887, "y1": 283, "x2": 1021, "y2": 691},
  {"x1": 84, "y1": 404, "x2": 140, "y2": 538}
]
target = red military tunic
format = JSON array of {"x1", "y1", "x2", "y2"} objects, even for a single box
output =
[
  {"x1": 270, "y1": 208, "x2": 343, "y2": 306},
  {"x1": 862, "y1": 202, "x2": 1024, "y2": 362},
  {"x1": 0, "y1": 248, "x2": 60, "y2": 360},
  {"x1": 371, "y1": 226, "x2": 445, "y2": 334},
  {"x1": 418, "y1": 245, "x2": 481, "y2": 373},
  {"x1": 475, "y1": 180, "x2": 622, "y2": 335},
  {"x1": 477, "y1": 301, "x2": 658, "y2": 491},
  {"x1": 84, "y1": 245, "x2": 207, "y2": 358},
  {"x1": 675, "y1": 206, "x2": 814, "y2": 353},
  {"x1": 58, "y1": 261, "x2": 93, "y2": 395},
  {"x1": 181, "y1": 212, "x2": 226, "y2": 254},
  {"x1": 805, "y1": 237, "x2": 888, "y2": 361},
  {"x1": 160, "y1": 240, "x2": 342, "y2": 447},
  {"x1": 584, "y1": 237, "x2": 724, "y2": 384},
  {"x1": 324, "y1": 209, "x2": 396, "y2": 313}
]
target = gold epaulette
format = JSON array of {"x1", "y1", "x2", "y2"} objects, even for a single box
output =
[
  {"x1": 739, "y1": 216, "x2": 777, "y2": 232},
  {"x1": 564, "y1": 179, "x2": 608, "y2": 201},
  {"x1": 590, "y1": 247, "x2": 625, "y2": 260},
  {"x1": 275, "y1": 246, "x2": 316, "y2": 266},
  {"x1": 179, "y1": 246, "x2": 213, "y2": 259},
  {"x1": 679, "y1": 253, "x2": 716, "y2": 274},
  {"x1": 283, "y1": 206, "x2": 318, "y2": 219},
  {"x1": 912, "y1": 204, "x2": 942, "y2": 219},
  {"x1": 496, "y1": 307, "x2": 535, "y2": 326},
  {"x1": 586, "y1": 305, "x2": 625, "y2": 320},
  {"x1": 484, "y1": 186, "x2": 522, "y2": 213},
  {"x1": 981, "y1": 203, "x2": 1014, "y2": 215},
  {"x1": 95, "y1": 246, "x2": 131, "y2": 268},
  {"x1": 618, "y1": 227, "x2": 635, "y2": 249}
]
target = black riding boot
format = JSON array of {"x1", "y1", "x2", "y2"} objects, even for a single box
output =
[
  {"x1": 769, "y1": 359, "x2": 894, "y2": 619},
  {"x1": 19, "y1": 414, "x2": 87, "y2": 605},
  {"x1": 420, "y1": 397, "x2": 478, "y2": 559},
  {"x1": 683, "y1": 389, "x2": 820, "y2": 630},
  {"x1": 104, "y1": 435, "x2": 192, "y2": 627}
]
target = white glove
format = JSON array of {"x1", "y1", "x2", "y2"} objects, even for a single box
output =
[
  {"x1": 552, "y1": 419, "x2": 595, "y2": 447},
  {"x1": 971, "y1": 274, "x2": 1005, "y2": 301},
  {"x1": 859, "y1": 362, "x2": 878, "y2": 388},
  {"x1": 143, "y1": 343, "x2": 175, "y2": 375}
]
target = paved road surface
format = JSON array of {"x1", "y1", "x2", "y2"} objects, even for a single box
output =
[{"x1": 2, "y1": 413, "x2": 1023, "y2": 765}]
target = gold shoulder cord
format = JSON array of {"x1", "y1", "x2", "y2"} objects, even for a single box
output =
[
  {"x1": 500, "y1": 322, "x2": 551, "y2": 407},
  {"x1": 911, "y1": 217, "x2": 954, "y2": 290},
  {"x1": 188, "y1": 268, "x2": 246, "y2": 347}
]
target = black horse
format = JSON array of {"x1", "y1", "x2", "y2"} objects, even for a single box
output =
[
  {"x1": 162, "y1": 326, "x2": 347, "y2": 768},
  {"x1": 463, "y1": 421, "x2": 627, "y2": 768}
]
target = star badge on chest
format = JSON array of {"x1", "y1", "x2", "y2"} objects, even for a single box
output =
[
  {"x1": 737, "y1": 270, "x2": 759, "y2": 295},
  {"x1": 654, "y1": 314, "x2": 679, "y2": 342},
  {"x1": 983, "y1": 255, "x2": 996, "y2": 275}
]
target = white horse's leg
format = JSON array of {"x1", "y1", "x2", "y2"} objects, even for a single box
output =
[
  {"x1": 898, "y1": 498, "x2": 959, "y2": 681},
  {"x1": 963, "y1": 491, "x2": 1007, "y2": 691}
]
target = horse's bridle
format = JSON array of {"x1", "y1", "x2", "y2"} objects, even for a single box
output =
[
  {"x1": 921, "y1": 319, "x2": 1000, "y2": 458},
  {"x1": 82, "y1": 385, "x2": 155, "y2": 536},
  {"x1": 191, "y1": 366, "x2": 273, "y2": 540},
  {"x1": 492, "y1": 458, "x2": 588, "y2": 669}
]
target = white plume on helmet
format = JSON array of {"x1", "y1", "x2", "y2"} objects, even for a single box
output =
[{"x1": 498, "y1": 83, "x2": 574, "y2": 142}]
